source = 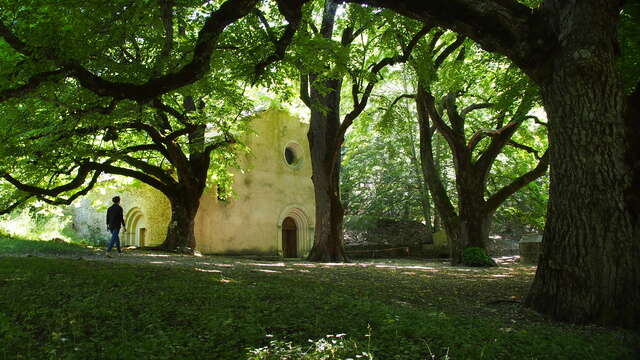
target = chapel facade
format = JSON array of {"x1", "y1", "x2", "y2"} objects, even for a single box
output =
[{"x1": 71, "y1": 109, "x2": 316, "y2": 257}]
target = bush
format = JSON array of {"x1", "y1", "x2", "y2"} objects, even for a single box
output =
[{"x1": 462, "y1": 247, "x2": 496, "y2": 267}]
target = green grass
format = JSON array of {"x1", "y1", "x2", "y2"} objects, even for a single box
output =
[
  {"x1": 0, "y1": 237, "x2": 638, "y2": 359},
  {"x1": 0, "y1": 235, "x2": 96, "y2": 256}
]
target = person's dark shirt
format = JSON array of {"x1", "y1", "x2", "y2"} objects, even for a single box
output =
[{"x1": 106, "y1": 204, "x2": 125, "y2": 230}]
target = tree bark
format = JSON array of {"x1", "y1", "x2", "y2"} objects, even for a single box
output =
[
  {"x1": 624, "y1": 84, "x2": 640, "y2": 236},
  {"x1": 306, "y1": 93, "x2": 348, "y2": 262},
  {"x1": 416, "y1": 84, "x2": 464, "y2": 263},
  {"x1": 163, "y1": 195, "x2": 201, "y2": 251},
  {"x1": 336, "y1": 0, "x2": 639, "y2": 328},
  {"x1": 303, "y1": 0, "x2": 348, "y2": 262},
  {"x1": 526, "y1": 0, "x2": 640, "y2": 328}
]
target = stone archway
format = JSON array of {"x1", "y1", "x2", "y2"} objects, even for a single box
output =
[
  {"x1": 124, "y1": 208, "x2": 146, "y2": 247},
  {"x1": 276, "y1": 205, "x2": 312, "y2": 258}
]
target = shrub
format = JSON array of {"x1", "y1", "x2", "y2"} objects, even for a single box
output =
[{"x1": 462, "y1": 247, "x2": 496, "y2": 267}]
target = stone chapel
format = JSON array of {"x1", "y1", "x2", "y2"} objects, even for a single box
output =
[{"x1": 71, "y1": 109, "x2": 316, "y2": 257}]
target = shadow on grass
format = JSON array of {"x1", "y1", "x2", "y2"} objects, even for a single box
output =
[
  {"x1": 0, "y1": 242, "x2": 638, "y2": 359},
  {"x1": 0, "y1": 235, "x2": 98, "y2": 256}
]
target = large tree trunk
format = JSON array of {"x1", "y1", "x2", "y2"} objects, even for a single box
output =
[
  {"x1": 448, "y1": 196, "x2": 492, "y2": 264},
  {"x1": 624, "y1": 84, "x2": 640, "y2": 236},
  {"x1": 458, "y1": 206, "x2": 491, "y2": 250},
  {"x1": 526, "y1": 1, "x2": 640, "y2": 328},
  {"x1": 307, "y1": 167, "x2": 347, "y2": 261},
  {"x1": 307, "y1": 105, "x2": 348, "y2": 262},
  {"x1": 161, "y1": 194, "x2": 201, "y2": 252},
  {"x1": 303, "y1": 0, "x2": 347, "y2": 262}
]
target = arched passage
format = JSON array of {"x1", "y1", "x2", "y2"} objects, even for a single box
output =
[
  {"x1": 124, "y1": 207, "x2": 146, "y2": 247},
  {"x1": 276, "y1": 205, "x2": 312, "y2": 258}
]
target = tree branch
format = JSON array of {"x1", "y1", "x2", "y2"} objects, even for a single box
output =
[
  {"x1": 85, "y1": 162, "x2": 173, "y2": 196},
  {"x1": 434, "y1": 35, "x2": 465, "y2": 69},
  {"x1": 151, "y1": 0, "x2": 175, "y2": 75},
  {"x1": 466, "y1": 121, "x2": 519, "y2": 151},
  {"x1": 35, "y1": 170, "x2": 102, "y2": 206},
  {"x1": 0, "y1": 196, "x2": 34, "y2": 216},
  {"x1": 253, "y1": 0, "x2": 309, "y2": 80},
  {"x1": 474, "y1": 85, "x2": 536, "y2": 175},
  {"x1": 0, "y1": 69, "x2": 68, "y2": 103},
  {"x1": 389, "y1": 93, "x2": 416, "y2": 108},
  {"x1": 2, "y1": 163, "x2": 97, "y2": 198},
  {"x1": 1, "y1": 0, "x2": 262, "y2": 102},
  {"x1": 442, "y1": 92, "x2": 465, "y2": 135},
  {"x1": 335, "y1": 0, "x2": 541, "y2": 72},
  {"x1": 416, "y1": 81, "x2": 458, "y2": 223},
  {"x1": 337, "y1": 25, "x2": 431, "y2": 145},
  {"x1": 423, "y1": 88, "x2": 462, "y2": 150},
  {"x1": 507, "y1": 140, "x2": 542, "y2": 159},
  {"x1": 460, "y1": 102, "x2": 493, "y2": 117},
  {"x1": 300, "y1": 74, "x2": 311, "y2": 107},
  {"x1": 485, "y1": 150, "x2": 549, "y2": 214}
]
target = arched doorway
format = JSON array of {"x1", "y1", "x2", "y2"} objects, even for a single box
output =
[
  {"x1": 282, "y1": 217, "x2": 297, "y2": 258},
  {"x1": 124, "y1": 208, "x2": 146, "y2": 247},
  {"x1": 276, "y1": 205, "x2": 312, "y2": 257}
]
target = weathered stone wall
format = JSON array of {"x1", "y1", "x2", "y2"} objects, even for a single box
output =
[
  {"x1": 195, "y1": 109, "x2": 315, "y2": 256},
  {"x1": 71, "y1": 180, "x2": 171, "y2": 246}
]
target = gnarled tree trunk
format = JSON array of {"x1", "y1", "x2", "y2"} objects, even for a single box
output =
[
  {"x1": 163, "y1": 196, "x2": 200, "y2": 251},
  {"x1": 526, "y1": 0, "x2": 640, "y2": 328}
]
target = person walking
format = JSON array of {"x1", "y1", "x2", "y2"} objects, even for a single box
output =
[{"x1": 106, "y1": 196, "x2": 126, "y2": 257}]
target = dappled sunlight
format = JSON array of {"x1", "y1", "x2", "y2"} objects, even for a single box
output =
[
  {"x1": 245, "y1": 262, "x2": 286, "y2": 267},
  {"x1": 291, "y1": 263, "x2": 318, "y2": 268},
  {"x1": 137, "y1": 253, "x2": 172, "y2": 258},
  {"x1": 149, "y1": 260, "x2": 178, "y2": 265},
  {"x1": 194, "y1": 262, "x2": 235, "y2": 268},
  {"x1": 252, "y1": 269, "x2": 282, "y2": 274},
  {"x1": 195, "y1": 268, "x2": 222, "y2": 273},
  {"x1": 320, "y1": 262, "x2": 364, "y2": 267},
  {"x1": 373, "y1": 264, "x2": 440, "y2": 272}
]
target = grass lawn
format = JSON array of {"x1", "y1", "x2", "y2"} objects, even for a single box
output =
[{"x1": 0, "y1": 236, "x2": 638, "y2": 359}]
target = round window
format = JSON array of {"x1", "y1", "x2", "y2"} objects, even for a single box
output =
[
  {"x1": 285, "y1": 147, "x2": 296, "y2": 165},
  {"x1": 284, "y1": 142, "x2": 302, "y2": 168}
]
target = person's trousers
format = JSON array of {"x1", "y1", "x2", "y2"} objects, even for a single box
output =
[{"x1": 107, "y1": 228, "x2": 122, "y2": 253}]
